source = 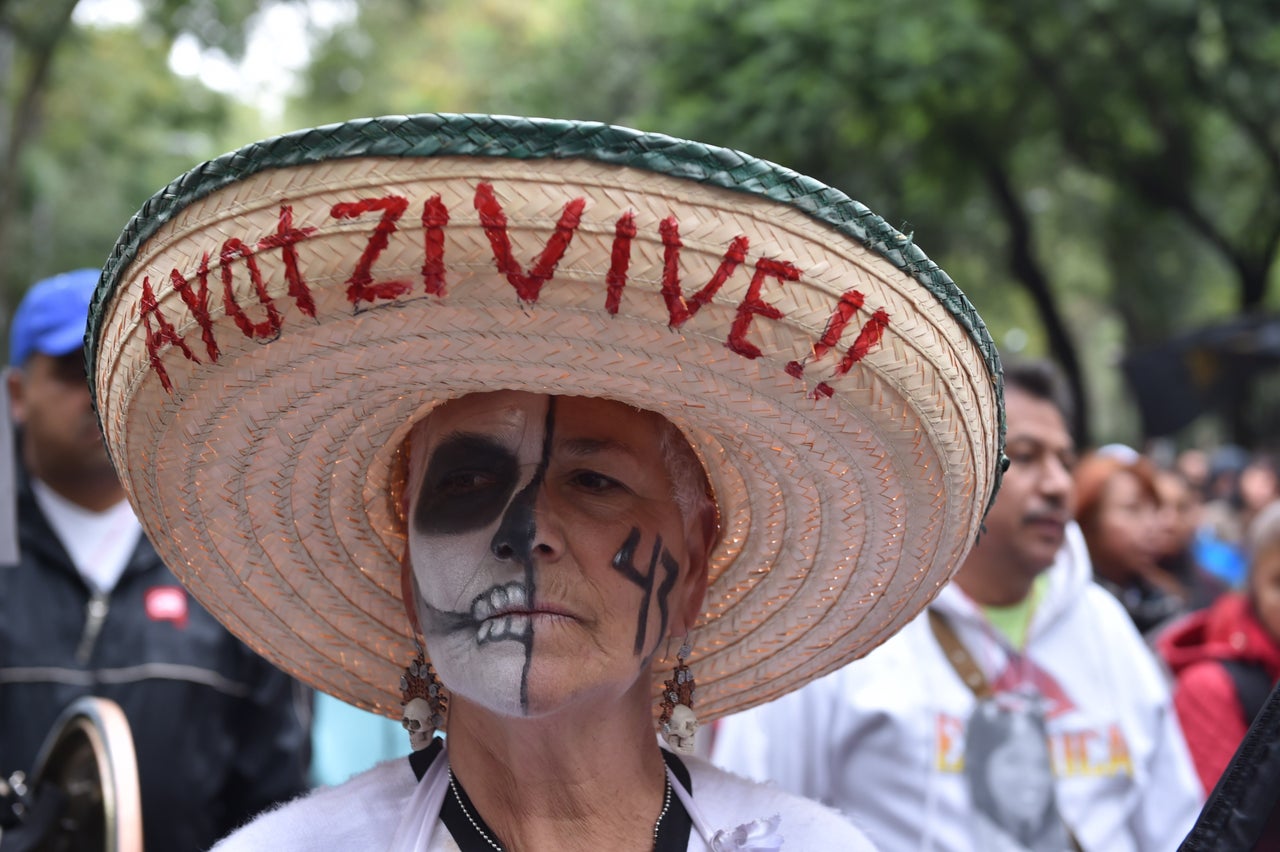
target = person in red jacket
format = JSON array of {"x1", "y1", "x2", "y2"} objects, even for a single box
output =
[{"x1": 1157, "y1": 498, "x2": 1280, "y2": 793}]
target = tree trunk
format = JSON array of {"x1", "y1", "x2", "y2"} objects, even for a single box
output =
[
  {"x1": 979, "y1": 156, "x2": 1089, "y2": 446},
  {"x1": 0, "y1": 0, "x2": 81, "y2": 317}
]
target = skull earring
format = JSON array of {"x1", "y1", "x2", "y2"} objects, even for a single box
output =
[
  {"x1": 400, "y1": 641, "x2": 448, "y2": 750},
  {"x1": 659, "y1": 636, "x2": 697, "y2": 755}
]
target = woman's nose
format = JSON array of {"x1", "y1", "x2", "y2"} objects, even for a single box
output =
[{"x1": 489, "y1": 481, "x2": 564, "y2": 562}]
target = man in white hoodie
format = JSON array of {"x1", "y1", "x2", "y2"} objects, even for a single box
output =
[{"x1": 712, "y1": 359, "x2": 1203, "y2": 851}]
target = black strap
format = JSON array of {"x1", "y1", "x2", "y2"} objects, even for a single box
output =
[
  {"x1": 657, "y1": 749, "x2": 694, "y2": 852},
  {"x1": 1220, "y1": 659, "x2": 1276, "y2": 725},
  {"x1": 408, "y1": 736, "x2": 443, "y2": 781},
  {"x1": 439, "y1": 762, "x2": 505, "y2": 852}
]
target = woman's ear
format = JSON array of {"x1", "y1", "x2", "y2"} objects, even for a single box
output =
[{"x1": 400, "y1": 544, "x2": 423, "y2": 635}]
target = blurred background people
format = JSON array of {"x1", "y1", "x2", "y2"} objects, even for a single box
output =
[
  {"x1": 1153, "y1": 466, "x2": 1228, "y2": 612},
  {"x1": 711, "y1": 358, "x2": 1202, "y2": 851},
  {"x1": 1192, "y1": 445, "x2": 1251, "y2": 587},
  {"x1": 1157, "y1": 500, "x2": 1280, "y2": 794},
  {"x1": 1174, "y1": 449, "x2": 1210, "y2": 500},
  {"x1": 1074, "y1": 451, "x2": 1190, "y2": 636},
  {"x1": 0, "y1": 270, "x2": 312, "y2": 851},
  {"x1": 1192, "y1": 447, "x2": 1280, "y2": 589}
]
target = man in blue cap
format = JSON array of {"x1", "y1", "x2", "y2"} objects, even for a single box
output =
[
  {"x1": 0, "y1": 270, "x2": 312, "y2": 851},
  {"x1": 6, "y1": 270, "x2": 120, "y2": 519}
]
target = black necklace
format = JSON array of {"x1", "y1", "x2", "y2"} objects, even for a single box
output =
[{"x1": 437, "y1": 750, "x2": 693, "y2": 852}]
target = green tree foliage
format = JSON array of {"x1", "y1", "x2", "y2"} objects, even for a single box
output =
[
  {"x1": 15, "y1": 24, "x2": 231, "y2": 283},
  {"x1": 291, "y1": 0, "x2": 568, "y2": 125},
  {"x1": 513, "y1": 0, "x2": 1280, "y2": 444},
  {"x1": 514, "y1": 0, "x2": 1100, "y2": 437},
  {"x1": 0, "y1": 0, "x2": 299, "y2": 337}
]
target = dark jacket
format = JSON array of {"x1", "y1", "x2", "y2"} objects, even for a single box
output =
[{"x1": 0, "y1": 468, "x2": 311, "y2": 851}]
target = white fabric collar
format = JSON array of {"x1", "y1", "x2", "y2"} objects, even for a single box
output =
[{"x1": 31, "y1": 478, "x2": 141, "y2": 593}]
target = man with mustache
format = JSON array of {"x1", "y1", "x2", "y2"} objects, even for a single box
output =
[
  {"x1": 0, "y1": 270, "x2": 312, "y2": 851},
  {"x1": 713, "y1": 358, "x2": 1203, "y2": 851}
]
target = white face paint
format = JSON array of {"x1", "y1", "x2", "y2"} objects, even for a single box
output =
[
  {"x1": 408, "y1": 392, "x2": 550, "y2": 716},
  {"x1": 407, "y1": 391, "x2": 704, "y2": 719}
]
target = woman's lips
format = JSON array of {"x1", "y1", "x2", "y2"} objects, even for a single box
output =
[
  {"x1": 477, "y1": 613, "x2": 530, "y2": 643},
  {"x1": 470, "y1": 582, "x2": 578, "y2": 643}
]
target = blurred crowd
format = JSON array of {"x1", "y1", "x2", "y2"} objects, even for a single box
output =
[
  {"x1": 1077, "y1": 440, "x2": 1273, "y2": 639},
  {"x1": 1074, "y1": 440, "x2": 1280, "y2": 795}
]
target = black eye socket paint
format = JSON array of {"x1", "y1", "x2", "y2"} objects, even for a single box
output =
[
  {"x1": 414, "y1": 434, "x2": 520, "y2": 536},
  {"x1": 611, "y1": 526, "x2": 680, "y2": 660}
]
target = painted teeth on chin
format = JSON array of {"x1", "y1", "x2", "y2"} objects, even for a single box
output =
[
  {"x1": 471, "y1": 582, "x2": 529, "y2": 621},
  {"x1": 476, "y1": 613, "x2": 533, "y2": 645}
]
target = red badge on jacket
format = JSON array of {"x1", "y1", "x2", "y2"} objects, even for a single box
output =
[{"x1": 146, "y1": 586, "x2": 189, "y2": 629}]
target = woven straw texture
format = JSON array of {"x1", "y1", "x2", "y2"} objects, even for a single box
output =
[{"x1": 90, "y1": 114, "x2": 1004, "y2": 722}]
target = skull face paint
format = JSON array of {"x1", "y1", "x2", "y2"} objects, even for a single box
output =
[{"x1": 407, "y1": 391, "x2": 703, "y2": 718}]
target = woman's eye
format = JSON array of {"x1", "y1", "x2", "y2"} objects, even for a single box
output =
[
  {"x1": 572, "y1": 470, "x2": 623, "y2": 493},
  {"x1": 437, "y1": 470, "x2": 496, "y2": 494}
]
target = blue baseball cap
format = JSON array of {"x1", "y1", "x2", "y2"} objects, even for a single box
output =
[{"x1": 8, "y1": 269, "x2": 99, "y2": 367}]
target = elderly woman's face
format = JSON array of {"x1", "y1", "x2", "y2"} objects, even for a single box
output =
[{"x1": 407, "y1": 391, "x2": 706, "y2": 717}]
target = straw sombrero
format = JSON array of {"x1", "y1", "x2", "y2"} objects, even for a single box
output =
[{"x1": 89, "y1": 114, "x2": 1004, "y2": 723}]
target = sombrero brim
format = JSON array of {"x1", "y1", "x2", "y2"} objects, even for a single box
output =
[{"x1": 89, "y1": 115, "x2": 1004, "y2": 722}]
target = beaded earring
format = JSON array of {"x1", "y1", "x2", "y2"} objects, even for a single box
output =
[
  {"x1": 658, "y1": 637, "x2": 697, "y2": 755},
  {"x1": 400, "y1": 642, "x2": 448, "y2": 750}
]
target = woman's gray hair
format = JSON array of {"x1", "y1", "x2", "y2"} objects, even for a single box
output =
[{"x1": 656, "y1": 418, "x2": 717, "y2": 531}]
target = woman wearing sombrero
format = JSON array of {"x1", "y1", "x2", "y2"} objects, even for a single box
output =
[{"x1": 89, "y1": 115, "x2": 1004, "y2": 850}]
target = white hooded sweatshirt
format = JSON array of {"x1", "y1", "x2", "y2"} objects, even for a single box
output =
[{"x1": 712, "y1": 524, "x2": 1202, "y2": 852}]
